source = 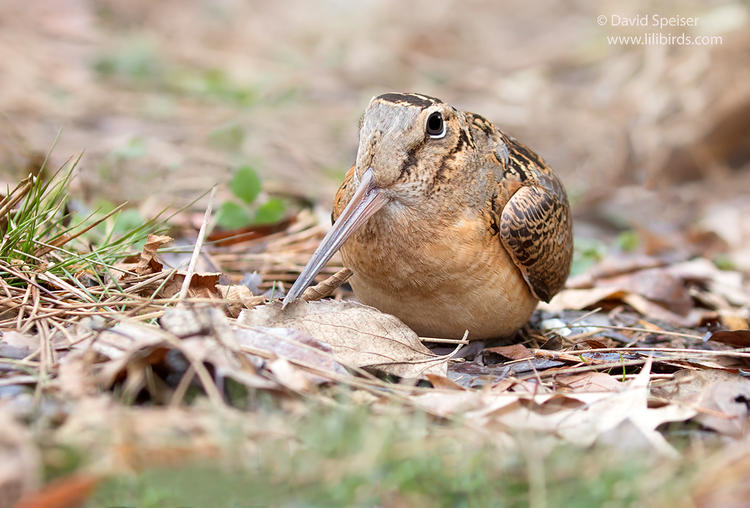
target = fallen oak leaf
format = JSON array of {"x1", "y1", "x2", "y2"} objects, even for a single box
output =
[{"x1": 623, "y1": 293, "x2": 714, "y2": 327}]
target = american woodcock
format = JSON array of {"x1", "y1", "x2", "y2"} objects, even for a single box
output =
[{"x1": 283, "y1": 93, "x2": 573, "y2": 339}]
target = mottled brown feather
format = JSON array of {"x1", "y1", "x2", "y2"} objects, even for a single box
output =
[
  {"x1": 332, "y1": 165, "x2": 355, "y2": 223},
  {"x1": 498, "y1": 183, "x2": 573, "y2": 302}
]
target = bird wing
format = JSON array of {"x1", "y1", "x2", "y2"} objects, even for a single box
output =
[{"x1": 499, "y1": 182, "x2": 573, "y2": 302}]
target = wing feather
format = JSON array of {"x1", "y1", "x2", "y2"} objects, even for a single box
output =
[{"x1": 499, "y1": 183, "x2": 573, "y2": 302}]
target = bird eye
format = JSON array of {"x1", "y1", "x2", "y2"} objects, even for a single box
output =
[{"x1": 426, "y1": 112, "x2": 446, "y2": 138}]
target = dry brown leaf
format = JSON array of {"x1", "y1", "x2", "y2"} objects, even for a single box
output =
[
  {"x1": 217, "y1": 284, "x2": 265, "y2": 317},
  {"x1": 0, "y1": 331, "x2": 38, "y2": 351},
  {"x1": 668, "y1": 258, "x2": 750, "y2": 308},
  {"x1": 598, "y1": 268, "x2": 693, "y2": 315},
  {"x1": 485, "y1": 344, "x2": 533, "y2": 360},
  {"x1": 698, "y1": 381, "x2": 750, "y2": 437},
  {"x1": 708, "y1": 330, "x2": 750, "y2": 348},
  {"x1": 623, "y1": 293, "x2": 714, "y2": 327},
  {"x1": 267, "y1": 358, "x2": 311, "y2": 392},
  {"x1": 159, "y1": 272, "x2": 222, "y2": 300},
  {"x1": 543, "y1": 283, "x2": 712, "y2": 327},
  {"x1": 73, "y1": 321, "x2": 165, "y2": 360},
  {"x1": 411, "y1": 390, "x2": 501, "y2": 418},
  {"x1": 238, "y1": 300, "x2": 447, "y2": 379},
  {"x1": 548, "y1": 255, "x2": 747, "y2": 328},
  {"x1": 556, "y1": 372, "x2": 622, "y2": 392},
  {"x1": 718, "y1": 311, "x2": 749, "y2": 331},
  {"x1": 425, "y1": 373, "x2": 466, "y2": 390},
  {"x1": 654, "y1": 369, "x2": 750, "y2": 437},
  {"x1": 57, "y1": 350, "x2": 100, "y2": 398},
  {"x1": 234, "y1": 327, "x2": 348, "y2": 381},
  {"x1": 116, "y1": 234, "x2": 171, "y2": 277},
  {"x1": 409, "y1": 360, "x2": 694, "y2": 454}
]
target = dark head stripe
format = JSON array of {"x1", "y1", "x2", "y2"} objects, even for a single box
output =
[{"x1": 375, "y1": 93, "x2": 442, "y2": 109}]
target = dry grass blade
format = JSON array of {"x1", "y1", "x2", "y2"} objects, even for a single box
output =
[
  {"x1": 178, "y1": 186, "x2": 216, "y2": 303},
  {"x1": 0, "y1": 175, "x2": 33, "y2": 220}
]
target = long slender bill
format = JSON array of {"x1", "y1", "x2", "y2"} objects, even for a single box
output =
[{"x1": 282, "y1": 168, "x2": 387, "y2": 308}]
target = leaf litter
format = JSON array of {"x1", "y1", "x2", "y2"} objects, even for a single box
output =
[
  {"x1": 0, "y1": 149, "x2": 750, "y2": 506},
  {"x1": 2, "y1": 184, "x2": 750, "y2": 506}
]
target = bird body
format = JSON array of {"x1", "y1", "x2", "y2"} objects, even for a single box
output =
[{"x1": 284, "y1": 93, "x2": 573, "y2": 340}]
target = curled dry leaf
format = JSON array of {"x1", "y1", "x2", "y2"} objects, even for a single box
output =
[
  {"x1": 217, "y1": 284, "x2": 265, "y2": 317},
  {"x1": 301, "y1": 267, "x2": 352, "y2": 302},
  {"x1": 238, "y1": 300, "x2": 447, "y2": 379},
  {"x1": 115, "y1": 234, "x2": 172, "y2": 277},
  {"x1": 159, "y1": 272, "x2": 222, "y2": 300}
]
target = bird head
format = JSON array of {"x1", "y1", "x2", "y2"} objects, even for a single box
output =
[{"x1": 282, "y1": 93, "x2": 480, "y2": 306}]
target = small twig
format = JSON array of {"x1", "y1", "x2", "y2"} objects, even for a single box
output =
[
  {"x1": 178, "y1": 186, "x2": 216, "y2": 304},
  {"x1": 420, "y1": 336, "x2": 471, "y2": 344},
  {"x1": 20, "y1": 281, "x2": 42, "y2": 334},
  {"x1": 15, "y1": 281, "x2": 32, "y2": 330},
  {"x1": 526, "y1": 358, "x2": 650, "y2": 379},
  {"x1": 301, "y1": 267, "x2": 353, "y2": 302},
  {"x1": 568, "y1": 307, "x2": 603, "y2": 324},
  {"x1": 538, "y1": 346, "x2": 750, "y2": 358},
  {"x1": 416, "y1": 331, "x2": 469, "y2": 377},
  {"x1": 559, "y1": 323, "x2": 702, "y2": 340},
  {"x1": 170, "y1": 365, "x2": 196, "y2": 407}
]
